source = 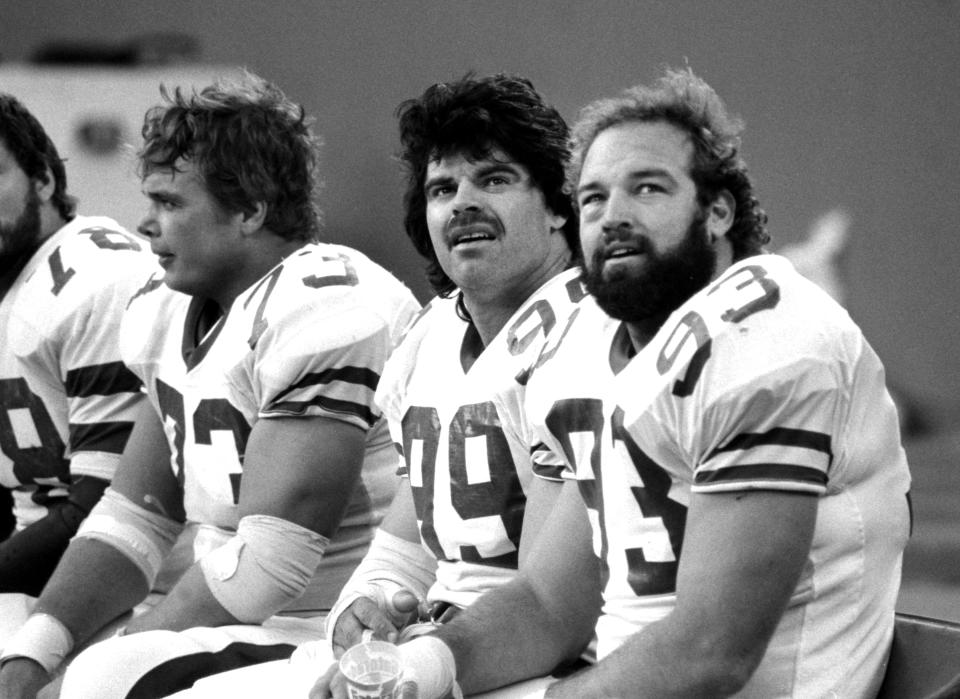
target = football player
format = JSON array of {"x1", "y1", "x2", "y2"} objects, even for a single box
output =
[
  {"x1": 0, "y1": 72, "x2": 419, "y2": 698},
  {"x1": 352, "y1": 68, "x2": 912, "y2": 699},
  {"x1": 0, "y1": 93, "x2": 153, "y2": 596},
  {"x1": 188, "y1": 74, "x2": 588, "y2": 699}
]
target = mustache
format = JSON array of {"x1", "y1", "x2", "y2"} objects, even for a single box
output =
[
  {"x1": 445, "y1": 210, "x2": 502, "y2": 237},
  {"x1": 596, "y1": 228, "x2": 655, "y2": 256}
]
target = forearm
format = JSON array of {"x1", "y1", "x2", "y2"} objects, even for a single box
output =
[
  {"x1": 0, "y1": 478, "x2": 109, "y2": 595},
  {"x1": 35, "y1": 538, "x2": 149, "y2": 647},
  {"x1": 124, "y1": 564, "x2": 239, "y2": 634},
  {"x1": 438, "y1": 577, "x2": 590, "y2": 695},
  {"x1": 546, "y1": 615, "x2": 746, "y2": 699}
]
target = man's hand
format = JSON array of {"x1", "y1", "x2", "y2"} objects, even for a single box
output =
[
  {"x1": 331, "y1": 589, "x2": 420, "y2": 657},
  {"x1": 0, "y1": 657, "x2": 53, "y2": 699},
  {"x1": 308, "y1": 659, "x2": 420, "y2": 699}
]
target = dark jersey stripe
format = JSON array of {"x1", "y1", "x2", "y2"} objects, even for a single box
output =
[
  {"x1": 694, "y1": 462, "x2": 828, "y2": 487},
  {"x1": 268, "y1": 394, "x2": 378, "y2": 426},
  {"x1": 68, "y1": 420, "x2": 134, "y2": 454},
  {"x1": 708, "y1": 427, "x2": 832, "y2": 460},
  {"x1": 65, "y1": 361, "x2": 142, "y2": 398},
  {"x1": 273, "y1": 366, "x2": 380, "y2": 404}
]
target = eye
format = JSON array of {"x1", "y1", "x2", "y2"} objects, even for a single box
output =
[
  {"x1": 579, "y1": 192, "x2": 604, "y2": 208},
  {"x1": 636, "y1": 183, "x2": 665, "y2": 195},
  {"x1": 427, "y1": 184, "x2": 454, "y2": 200},
  {"x1": 484, "y1": 175, "x2": 510, "y2": 187}
]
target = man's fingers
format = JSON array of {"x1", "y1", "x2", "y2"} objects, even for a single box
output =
[
  {"x1": 392, "y1": 588, "x2": 421, "y2": 614},
  {"x1": 397, "y1": 679, "x2": 419, "y2": 699},
  {"x1": 307, "y1": 661, "x2": 340, "y2": 699}
]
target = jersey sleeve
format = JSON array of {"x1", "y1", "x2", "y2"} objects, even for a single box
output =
[
  {"x1": 10, "y1": 224, "x2": 155, "y2": 481},
  {"x1": 374, "y1": 299, "x2": 438, "y2": 478},
  {"x1": 687, "y1": 353, "x2": 839, "y2": 495},
  {"x1": 236, "y1": 254, "x2": 410, "y2": 432},
  {"x1": 617, "y1": 255, "x2": 850, "y2": 498}
]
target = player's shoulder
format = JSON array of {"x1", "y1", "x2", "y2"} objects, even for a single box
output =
[
  {"x1": 687, "y1": 253, "x2": 859, "y2": 359},
  {"x1": 44, "y1": 216, "x2": 151, "y2": 276},
  {"x1": 253, "y1": 242, "x2": 414, "y2": 317},
  {"x1": 499, "y1": 267, "x2": 589, "y2": 358}
]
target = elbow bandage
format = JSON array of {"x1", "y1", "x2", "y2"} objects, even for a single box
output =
[
  {"x1": 324, "y1": 528, "x2": 438, "y2": 643},
  {"x1": 200, "y1": 514, "x2": 329, "y2": 624},
  {"x1": 74, "y1": 487, "x2": 182, "y2": 587}
]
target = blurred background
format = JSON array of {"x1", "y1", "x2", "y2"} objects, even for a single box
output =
[{"x1": 2, "y1": 0, "x2": 958, "y2": 619}]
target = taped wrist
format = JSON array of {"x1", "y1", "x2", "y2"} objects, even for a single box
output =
[
  {"x1": 325, "y1": 528, "x2": 437, "y2": 641},
  {"x1": 200, "y1": 514, "x2": 329, "y2": 624},
  {"x1": 0, "y1": 613, "x2": 73, "y2": 674},
  {"x1": 398, "y1": 635, "x2": 463, "y2": 699},
  {"x1": 74, "y1": 488, "x2": 182, "y2": 587}
]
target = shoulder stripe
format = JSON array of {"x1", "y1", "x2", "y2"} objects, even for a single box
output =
[
  {"x1": 69, "y1": 420, "x2": 135, "y2": 454},
  {"x1": 268, "y1": 395, "x2": 377, "y2": 426},
  {"x1": 694, "y1": 463, "x2": 828, "y2": 487},
  {"x1": 708, "y1": 427, "x2": 831, "y2": 460},
  {"x1": 273, "y1": 366, "x2": 380, "y2": 402},
  {"x1": 65, "y1": 362, "x2": 143, "y2": 398}
]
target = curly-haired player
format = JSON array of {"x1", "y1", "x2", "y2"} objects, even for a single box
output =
[{"x1": 0, "y1": 71, "x2": 419, "y2": 698}]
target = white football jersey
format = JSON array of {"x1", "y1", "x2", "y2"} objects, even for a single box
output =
[
  {"x1": 527, "y1": 254, "x2": 911, "y2": 698},
  {"x1": 0, "y1": 216, "x2": 154, "y2": 529},
  {"x1": 376, "y1": 268, "x2": 585, "y2": 609},
  {"x1": 120, "y1": 243, "x2": 420, "y2": 612}
]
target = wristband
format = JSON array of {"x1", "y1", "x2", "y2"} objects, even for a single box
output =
[{"x1": 0, "y1": 613, "x2": 74, "y2": 674}]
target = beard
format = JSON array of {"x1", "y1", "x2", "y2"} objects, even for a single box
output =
[
  {"x1": 582, "y1": 207, "x2": 717, "y2": 324},
  {"x1": 0, "y1": 186, "x2": 43, "y2": 266}
]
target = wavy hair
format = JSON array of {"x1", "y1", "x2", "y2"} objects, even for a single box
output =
[
  {"x1": 0, "y1": 93, "x2": 77, "y2": 220},
  {"x1": 138, "y1": 71, "x2": 322, "y2": 241},
  {"x1": 397, "y1": 73, "x2": 578, "y2": 296},
  {"x1": 568, "y1": 68, "x2": 769, "y2": 260}
]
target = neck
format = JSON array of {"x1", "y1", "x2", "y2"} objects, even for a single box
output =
[
  {"x1": 212, "y1": 235, "x2": 308, "y2": 309},
  {"x1": 461, "y1": 247, "x2": 571, "y2": 346},
  {"x1": 624, "y1": 313, "x2": 670, "y2": 353}
]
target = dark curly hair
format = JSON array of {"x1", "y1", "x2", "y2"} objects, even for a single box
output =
[
  {"x1": 0, "y1": 93, "x2": 77, "y2": 221},
  {"x1": 138, "y1": 70, "x2": 322, "y2": 242},
  {"x1": 397, "y1": 73, "x2": 579, "y2": 297},
  {"x1": 568, "y1": 67, "x2": 769, "y2": 260}
]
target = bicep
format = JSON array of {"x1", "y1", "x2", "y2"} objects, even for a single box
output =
[
  {"x1": 674, "y1": 489, "x2": 817, "y2": 657},
  {"x1": 110, "y1": 401, "x2": 184, "y2": 521},
  {"x1": 238, "y1": 415, "x2": 366, "y2": 536}
]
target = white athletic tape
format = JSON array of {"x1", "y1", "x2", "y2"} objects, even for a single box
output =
[
  {"x1": 0, "y1": 613, "x2": 74, "y2": 674},
  {"x1": 201, "y1": 514, "x2": 329, "y2": 623},
  {"x1": 74, "y1": 488, "x2": 182, "y2": 586}
]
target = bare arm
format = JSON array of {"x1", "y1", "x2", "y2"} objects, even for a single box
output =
[
  {"x1": 0, "y1": 403, "x2": 180, "y2": 696},
  {"x1": 126, "y1": 415, "x2": 366, "y2": 633},
  {"x1": 33, "y1": 401, "x2": 181, "y2": 642},
  {"x1": 546, "y1": 489, "x2": 817, "y2": 698},
  {"x1": 439, "y1": 479, "x2": 602, "y2": 694}
]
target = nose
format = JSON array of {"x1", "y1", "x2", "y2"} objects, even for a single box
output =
[
  {"x1": 599, "y1": 189, "x2": 635, "y2": 239},
  {"x1": 451, "y1": 180, "x2": 481, "y2": 215},
  {"x1": 137, "y1": 208, "x2": 158, "y2": 239}
]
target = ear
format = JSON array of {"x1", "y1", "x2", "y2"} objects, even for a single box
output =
[
  {"x1": 34, "y1": 167, "x2": 56, "y2": 203},
  {"x1": 706, "y1": 189, "x2": 735, "y2": 243},
  {"x1": 239, "y1": 201, "x2": 268, "y2": 236},
  {"x1": 548, "y1": 211, "x2": 568, "y2": 234}
]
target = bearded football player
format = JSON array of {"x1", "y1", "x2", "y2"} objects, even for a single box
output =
[
  {"x1": 0, "y1": 93, "x2": 153, "y2": 597},
  {"x1": 364, "y1": 68, "x2": 911, "y2": 699}
]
